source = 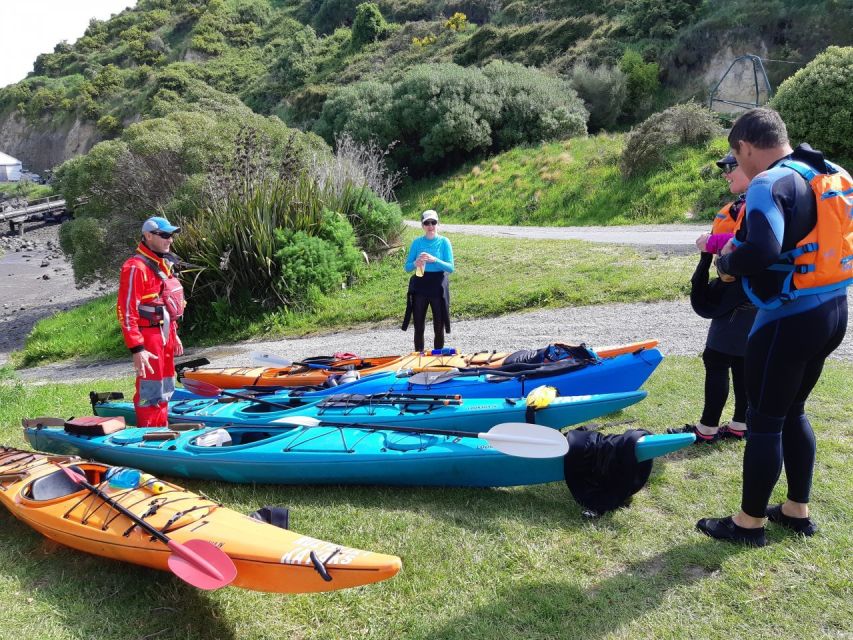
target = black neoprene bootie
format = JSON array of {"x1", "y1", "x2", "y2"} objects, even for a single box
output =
[
  {"x1": 696, "y1": 516, "x2": 767, "y2": 547},
  {"x1": 766, "y1": 504, "x2": 818, "y2": 537}
]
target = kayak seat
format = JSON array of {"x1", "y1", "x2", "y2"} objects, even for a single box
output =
[{"x1": 27, "y1": 466, "x2": 86, "y2": 501}]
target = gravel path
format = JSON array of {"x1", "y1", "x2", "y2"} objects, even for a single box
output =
[{"x1": 6, "y1": 221, "x2": 852, "y2": 383}]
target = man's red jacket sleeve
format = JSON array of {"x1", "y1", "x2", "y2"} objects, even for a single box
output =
[{"x1": 116, "y1": 257, "x2": 149, "y2": 352}]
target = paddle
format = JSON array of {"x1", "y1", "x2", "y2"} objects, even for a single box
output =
[
  {"x1": 271, "y1": 415, "x2": 569, "y2": 459},
  {"x1": 181, "y1": 378, "x2": 297, "y2": 410},
  {"x1": 58, "y1": 464, "x2": 237, "y2": 590}
]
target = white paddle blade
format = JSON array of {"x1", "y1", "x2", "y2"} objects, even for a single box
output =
[
  {"x1": 481, "y1": 423, "x2": 569, "y2": 459},
  {"x1": 406, "y1": 369, "x2": 459, "y2": 385},
  {"x1": 272, "y1": 415, "x2": 321, "y2": 426},
  {"x1": 249, "y1": 351, "x2": 293, "y2": 367}
]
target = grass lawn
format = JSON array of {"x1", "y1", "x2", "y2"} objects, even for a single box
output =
[
  {"x1": 1, "y1": 357, "x2": 851, "y2": 639},
  {"x1": 15, "y1": 232, "x2": 695, "y2": 367},
  {"x1": 398, "y1": 134, "x2": 732, "y2": 227}
]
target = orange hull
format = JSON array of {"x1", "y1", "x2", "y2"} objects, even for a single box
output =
[{"x1": 0, "y1": 447, "x2": 400, "y2": 593}]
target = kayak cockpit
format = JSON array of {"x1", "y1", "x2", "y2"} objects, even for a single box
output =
[{"x1": 24, "y1": 465, "x2": 103, "y2": 501}]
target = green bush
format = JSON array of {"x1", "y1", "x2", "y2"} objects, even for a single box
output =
[
  {"x1": 619, "y1": 49, "x2": 660, "y2": 121},
  {"x1": 771, "y1": 46, "x2": 853, "y2": 164},
  {"x1": 620, "y1": 102, "x2": 722, "y2": 178},
  {"x1": 569, "y1": 62, "x2": 627, "y2": 132},
  {"x1": 625, "y1": 0, "x2": 703, "y2": 39},
  {"x1": 347, "y1": 189, "x2": 405, "y2": 255},
  {"x1": 96, "y1": 114, "x2": 123, "y2": 138},
  {"x1": 314, "y1": 80, "x2": 396, "y2": 147},
  {"x1": 351, "y1": 3, "x2": 389, "y2": 48},
  {"x1": 484, "y1": 60, "x2": 587, "y2": 150},
  {"x1": 313, "y1": 0, "x2": 361, "y2": 34}
]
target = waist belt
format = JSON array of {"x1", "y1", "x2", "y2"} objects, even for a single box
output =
[{"x1": 139, "y1": 304, "x2": 164, "y2": 327}]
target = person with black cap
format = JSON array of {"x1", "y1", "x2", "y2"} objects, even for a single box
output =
[
  {"x1": 116, "y1": 216, "x2": 186, "y2": 427},
  {"x1": 401, "y1": 210, "x2": 454, "y2": 352},
  {"x1": 666, "y1": 154, "x2": 756, "y2": 443}
]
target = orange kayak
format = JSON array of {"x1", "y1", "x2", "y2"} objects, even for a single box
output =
[
  {"x1": 0, "y1": 446, "x2": 401, "y2": 593},
  {"x1": 180, "y1": 341, "x2": 660, "y2": 390},
  {"x1": 181, "y1": 350, "x2": 510, "y2": 389}
]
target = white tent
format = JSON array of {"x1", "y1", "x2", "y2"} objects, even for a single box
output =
[{"x1": 0, "y1": 151, "x2": 23, "y2": 182}]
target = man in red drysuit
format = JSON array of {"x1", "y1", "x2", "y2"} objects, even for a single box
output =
[{"x1": 116, "y1": 216, "x2": 186, "y2": 426}]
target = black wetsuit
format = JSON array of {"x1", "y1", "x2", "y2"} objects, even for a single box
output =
[{"x1": 716, "y1": 144, "x2": 849, "y2": 518}]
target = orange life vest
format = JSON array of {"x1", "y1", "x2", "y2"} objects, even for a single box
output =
[
  {"x1": 711, "y1": 198, "x2": 745, "y2": 236},
  {"x1": 743, "y1": 159, "x2": 853, "y2": 310}
]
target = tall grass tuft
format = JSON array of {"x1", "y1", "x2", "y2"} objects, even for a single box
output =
[{"x1": 175, "y1": 174, "x2": 366, "y2": 312}]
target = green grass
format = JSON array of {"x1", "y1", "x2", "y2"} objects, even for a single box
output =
[
  {"x1": 399, "y1": 134, "x2": 733, "y2": 226},
  {"x1": 15, "y1": 232, "x2": 695, "y2": 367},
  {"x1": 1, "y1": 357, "x2": 851, "y2": 639}
]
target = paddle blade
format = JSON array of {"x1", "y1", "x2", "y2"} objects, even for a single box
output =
[
  {"x1": 249, "y1": 351, "x2": 292, "y2": 367},
  {"x1": 634, "y1": 433, "x2": 695, "y2": 462},
  {"x1": 180, "y1": 377, "x2": 223, "y2": 398},
  {"x1": 481, "y1": 423, "x2": 569, "y2": 459},
  {"x1": 272, "y1": 415, "x2": 320, "y2": 426},
  {"x1": 166, "y1": 539, "x2": 237, "y2": 590}
]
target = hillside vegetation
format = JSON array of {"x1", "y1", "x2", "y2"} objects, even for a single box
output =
[{"x1": 2, "y1": 0, "x2": 851, "y2": 153}]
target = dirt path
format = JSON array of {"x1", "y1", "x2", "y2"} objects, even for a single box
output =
[{"x1": 5, "y1": 221, "x2": 851, "y2": 383}]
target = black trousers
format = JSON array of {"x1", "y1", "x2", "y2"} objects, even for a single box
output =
[
  {"x1": 411, "y1": 294, "x2": 445, "y2": 352},
  {"x1": 700, "y1": 348, "x2": 747, "y2": 426},
  {"x1": 740, "y1": 295, "x2": 847, "y2": 518}
]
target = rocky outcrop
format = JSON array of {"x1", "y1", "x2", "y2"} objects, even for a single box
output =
[{"x1": 0, "y1": 111, "x2": 101, "y2": 173}]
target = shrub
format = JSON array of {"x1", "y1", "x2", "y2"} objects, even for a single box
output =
[
  {"x1": 483, "y1": 60, "x2": 588, "y2": 150},
  {"x1": 445, "y1": 12, "x2": 468, "y2": 31},
  {"x1": 569, "y1": 62, "x2": 627, "y2": 132},
  {"x1": 347, "y1": 188, "x2": 405, "y2": 255},
  {"x1": 771, "y1": 46, "x2": 853, "y2": 163},
  {"x1": 620, "y1": 102, "x2": 722, "y2": 178},
  {"x1": 619, "y1": 49, "x2": 660, "y2": 121},
  {"x1": 625, "y1": 0, "x2": 703, "y2": 40},
  {"x1": 314, "y1": 80, "x2": 396, "y2": 147},
  {"x1": 310, "y1": 133, "x2": 401, "y2": 202},
  {"x1": 351, "y1": 3, "x2": 389, "y2": 48},
  {"x1": 392, "y1": 63, "x2": 500, "y2": 169},
  {"x1": 96, "y1": 115, "x2": 123, "y2": 138}
]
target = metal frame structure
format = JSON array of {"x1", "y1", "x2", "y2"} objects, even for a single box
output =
[{"x1": 708, "y1": 54, "x2": 773, "y2": 111}]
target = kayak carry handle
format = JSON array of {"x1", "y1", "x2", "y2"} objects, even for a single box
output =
[{"x1": 310, "y1": 548, "x2": 341, "y2": 582}]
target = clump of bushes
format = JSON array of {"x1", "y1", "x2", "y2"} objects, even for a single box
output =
[
  {"x1": 620, "y1": 102, "x2": 723, "y2": 178},
  {"x1": 771, "y1": 46, "x2": 853, "y2": 164},
  {"x1": 315, "y1": 61, "x2": 587, "y2": 175},
  {"x1": 351, "y1": 3, "x2": 389, "y2": 48},
  {"x1": 568, "y1": 62, "x2": 627, "y2": 132}
]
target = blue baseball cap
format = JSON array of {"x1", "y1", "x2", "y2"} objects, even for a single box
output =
[{"x1": 141, "y1": 216, "x2": 181, "y2": 235}]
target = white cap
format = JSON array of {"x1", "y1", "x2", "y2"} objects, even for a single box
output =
[{"x1": 421, "y1": 209, "x2": 439, "y2": 223}]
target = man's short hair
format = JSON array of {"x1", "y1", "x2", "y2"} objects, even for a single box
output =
[{"x1": 728, "y1": 107, "x2": 789, "y2": 150}]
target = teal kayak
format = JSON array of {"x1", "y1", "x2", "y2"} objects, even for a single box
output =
[{"x1": 92, "y1": 389, "x2": 647, "y2": 432}]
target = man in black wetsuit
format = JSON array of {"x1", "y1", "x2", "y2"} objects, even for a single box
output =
[{"x1": 696, "y1": 108, "x2": 849, "y2": 546}]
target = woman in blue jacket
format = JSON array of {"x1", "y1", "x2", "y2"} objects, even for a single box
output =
[{"x1": 402, "y1": 210, "x2": 455, "y2": 352}]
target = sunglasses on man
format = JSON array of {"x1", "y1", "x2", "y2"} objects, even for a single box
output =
[
  {"x1": 151, "y1": 230, "x2": 174, "y2": 239},
  {"x1": 422, "y1": 220, "x2": 437, "y2": 226},
  {"x1": 721, "y1": 163, "x2": 738, "y2": 175}
]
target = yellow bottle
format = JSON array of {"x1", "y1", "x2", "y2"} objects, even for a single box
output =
[{"x1": 416, "y1": 264, "x2": 424, "y2": 277}]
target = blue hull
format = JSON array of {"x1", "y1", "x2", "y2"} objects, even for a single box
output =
[
  {"x1": 171, "y1": 348, "x2": 664, "y2": 402},
  {"x1": 25, "y1": 424, "x2": 566, "y2": 488}
]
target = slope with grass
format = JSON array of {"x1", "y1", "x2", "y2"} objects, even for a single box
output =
[
  {"x1": 1, "y1": 357, "x2": 851, "y2": 639},
  {"x1": 15, "y1": 232, "x2": 694, "y2": 366},
  {"x1": 400, "y1": 133, "x2": 733, "y2": 226}
]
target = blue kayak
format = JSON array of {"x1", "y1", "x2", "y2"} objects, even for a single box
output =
[
  {"x1": 170, "y1": 348, "x2": 664, "y2": 402},
  {"x1": 92, "y1": 389, "x2": 648, "y2": 431}
]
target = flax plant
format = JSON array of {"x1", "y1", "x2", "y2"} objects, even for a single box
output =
[{"x1": 175, "y1": 174, "x2": 365, "y2": 312}]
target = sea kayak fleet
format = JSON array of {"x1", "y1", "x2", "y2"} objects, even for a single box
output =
[{"x1": 5, "y1": 339, "x2": 692, "y2": 593}]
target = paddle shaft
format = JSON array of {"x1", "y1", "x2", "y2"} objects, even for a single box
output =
[
  {"x1": 62, "y1": 467, "x2": 170, "y2": 543},
  {"x1": 60, "y1": 467, "x2": 229, "y2": 582},
  {"x1": 285, "y1": 417, "x2": 521, "y2": 441}
]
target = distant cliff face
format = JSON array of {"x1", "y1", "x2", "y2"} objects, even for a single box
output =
[{"x1": 0, "y1": 112, "x2": 101, "y2": 173}]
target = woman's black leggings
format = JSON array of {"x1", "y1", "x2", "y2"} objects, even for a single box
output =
[
  {"x1": 740, "y1": 295, "x2": 848, "y2": 518},
  {"x1": 700, "y1": 348, "x2": 747, "y2": 426},
  {"x1": 411, "y1": 295, "x2": 445, "y2": 352}
]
